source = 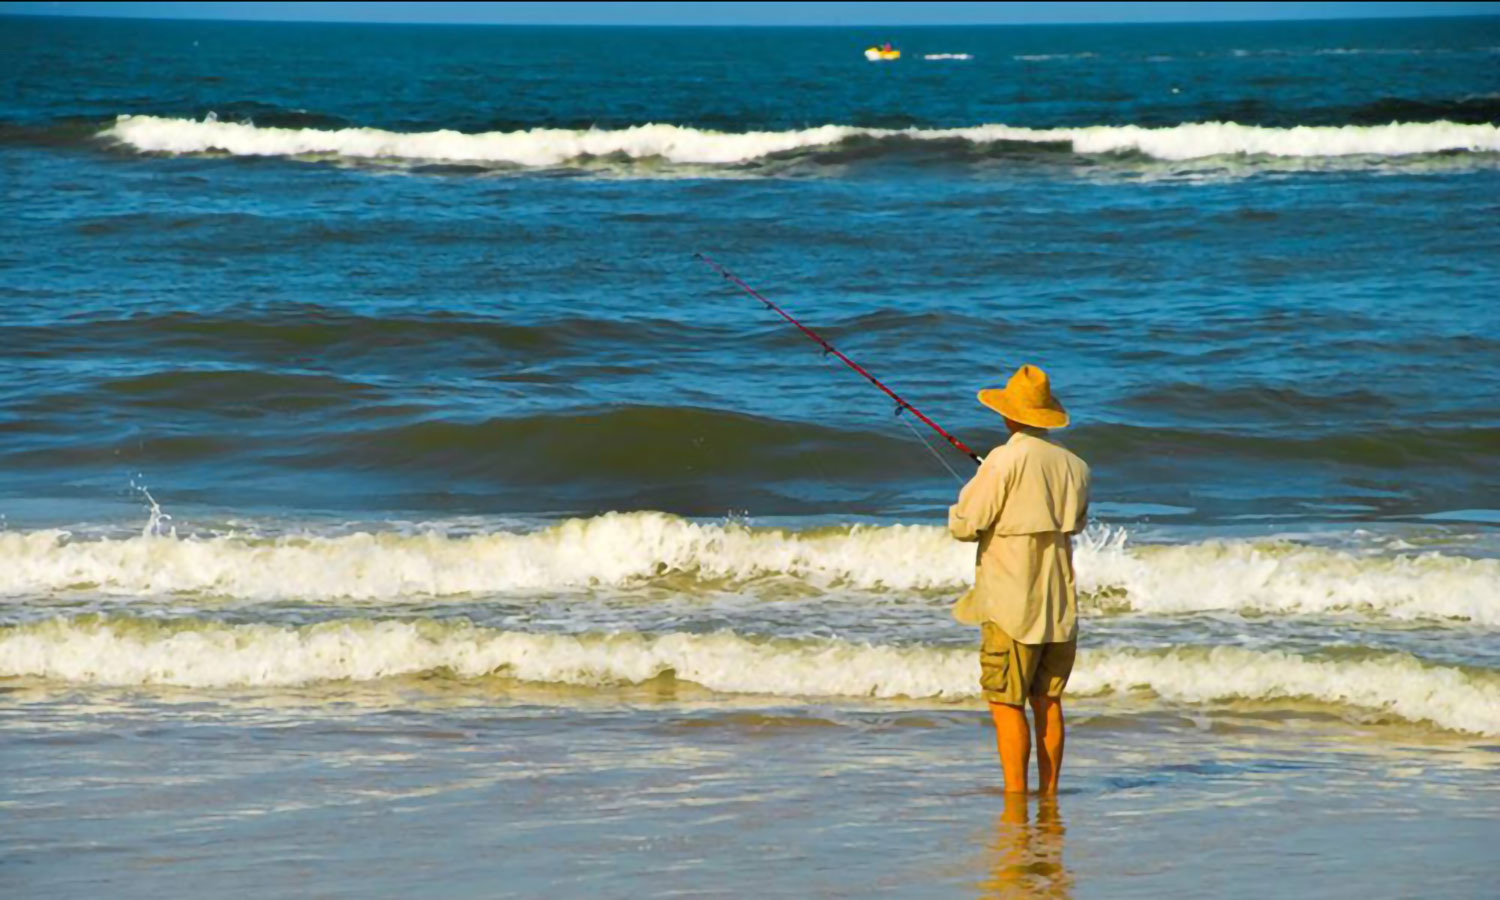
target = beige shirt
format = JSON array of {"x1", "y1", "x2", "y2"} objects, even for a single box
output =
[{"x1": 948, "y1": 428, "x2": 1091, "y2": 644}]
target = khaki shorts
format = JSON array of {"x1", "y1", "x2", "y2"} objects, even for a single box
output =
[{"x1": 979, "y1": 623, "x2": 1077, "y2": 707}]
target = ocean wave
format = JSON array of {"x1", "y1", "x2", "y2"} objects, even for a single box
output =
[
  {"x1": 4, "y1": 405, "x2": 922, "y2": 482},
  {"x1": 102, "y1": 115, "x2": 1500, "y2": 167},
  {"x1": 1068, "y1": 424, "x2": 1500, "y2": 470},
  {"x1": 1312, "y1": 47, "x2": 1436, "y2": 56},
  {"x1": 3, "y1": 616, "x2": 1495, "y2": 734},
  {"x1": 1, "y1": 513, "x2": 1495, "y2": 623},
  {"x1": 311, "y1": 407, "x2": 916, "y2": 482},
  {"x1": 12, "y1": 307, "x2": 678, "y2": 355},
  {"x1": 13, "y1": 398, "x2": 985, "y2": 503},
  {"x1": 95, "y1": 369, "x2": 377, "y2": 413},
  {"x1": 1346, "y1": 95, "x2": 1500, "y2": 126},
  {"x1": 9, "y1": 379, "x2": 1496, "y2": 479},
  {"x1": 1014, "y1": 53, "x2": 1097, "y2": 62}
]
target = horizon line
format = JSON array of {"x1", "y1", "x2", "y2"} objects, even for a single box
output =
[{"x1": 4, "y1": 10, "x2": 1500, "y2": 28}]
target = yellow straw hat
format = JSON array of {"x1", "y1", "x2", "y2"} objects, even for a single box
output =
[{"x1": 977, "y1": 364, "x2": 1069, "y2": 429}]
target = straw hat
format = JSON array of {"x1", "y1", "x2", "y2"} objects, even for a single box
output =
[{"x1": 978, "y1": 364, "x2": 1069, "y2": 429}]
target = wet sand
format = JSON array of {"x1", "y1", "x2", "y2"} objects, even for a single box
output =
[{"x1": 6, "y1": 684, "x2": 1496, "y2": 898}]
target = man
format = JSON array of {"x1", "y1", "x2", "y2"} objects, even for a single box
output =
[{"x1": 949, "y1": 364, "x2": 1090, "y2": 794}]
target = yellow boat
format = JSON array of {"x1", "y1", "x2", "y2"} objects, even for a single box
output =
[{"x1": 864, "y1": 45, "x2": 901, "y2": 61}]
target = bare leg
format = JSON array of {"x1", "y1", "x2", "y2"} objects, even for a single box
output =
[
  {"x1": 1030, "y1": 695, "x2": 1066, "y2": 794},
  {"x1": 988, "y1": 701, "x2": 1031, "y2": 794}
]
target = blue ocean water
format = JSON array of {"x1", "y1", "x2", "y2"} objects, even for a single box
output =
[
  {"x1": 2, "y1": 14, "x2": 1499, "y2": 898},
  {"x1": 2, "y1": 15, "x2": 1498, "y2": 524}
]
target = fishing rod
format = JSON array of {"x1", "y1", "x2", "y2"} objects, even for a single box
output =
[{"x1": 695, "y1": 253, "x2": 983, "y2": 469}]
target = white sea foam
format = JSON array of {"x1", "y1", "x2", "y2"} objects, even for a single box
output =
[
  {"x1": 103, "y1": 115, "x2": 1500, "y2": 166},
  {"x1": 1082, "y1": 532, "x2": 1500, "y2": 624},
  {"x1": 3, "y1": 617, "x2": 1495, "y2": 734},
  {"x1": 1014, "y1": 52, "x2": 1098, "y2": 61},
  {"x1": 0, "y1": 513, "x2": 1495, "y2": 623},
  {"x1": 1312, "y1": 48, "x2": 1429, "y2": 56},
  {"x1": 924, "y1": 53, "x2": 973, "y2": 61}
]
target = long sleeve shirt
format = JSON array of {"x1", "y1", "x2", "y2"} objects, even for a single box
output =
[{"x1": 948, "y1": 428, "x2": 1091, "y2": 644}]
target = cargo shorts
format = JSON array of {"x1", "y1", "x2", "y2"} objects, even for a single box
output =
[{"x1": 979, "y1": 622, "x2": 1077, "y2": 707}]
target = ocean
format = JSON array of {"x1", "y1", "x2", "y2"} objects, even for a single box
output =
[{"x1": 2, "y1": 13, "x2": 1498, "y2": 898}]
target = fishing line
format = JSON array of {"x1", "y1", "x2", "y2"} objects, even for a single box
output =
[
  {"x1": 696, "y1": 253, "x2": 983, "y2": 476},
  {"x1": 896, "y1": 406, "x2": 966, "y2": 483}
]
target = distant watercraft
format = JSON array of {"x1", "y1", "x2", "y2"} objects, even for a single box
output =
[{"x1": 864, "y1": 43, "x2": 900, "y2": 61}]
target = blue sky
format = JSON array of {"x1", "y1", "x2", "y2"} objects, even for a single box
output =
[{"x1": 4, "y1": 1, "x2": 1499, "y2": 25}]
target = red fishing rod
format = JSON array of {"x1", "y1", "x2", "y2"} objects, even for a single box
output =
[{"x1": 695, "y1": 253, "x2": 983, "y2": 468}]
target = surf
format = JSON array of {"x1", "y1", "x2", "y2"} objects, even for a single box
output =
[
  {"x1": 4, "y1": 614, "x2": 1496, "y2": 735},
  {"x1": 102, "y1": 114, "x2": 1500, "y2": 167},
  {"x1": 0, "y1": 512, "x2": 1494, "y2": 623}
]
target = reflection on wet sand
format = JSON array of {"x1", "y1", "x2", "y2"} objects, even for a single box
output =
[{"x1": 977, "y1": 794, "x2": 1071, "y2": 899}]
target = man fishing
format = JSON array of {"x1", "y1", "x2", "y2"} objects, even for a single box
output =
[
  {"x1": 697, "y1": 257, "x2": 1089, "y2": 793},
  {"x1": 949, "y1": 364, "x2": 1090, "y2": 795}
]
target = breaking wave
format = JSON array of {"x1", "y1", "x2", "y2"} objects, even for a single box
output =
[
  {"x1": 1, "y1": 513, "x2": 1495, "y2": 623},
  {"x1": 102, "y1": 115, "x2": 1500, "y2": 167},
  {"x1": 3, "y1": 616, "x2": 1496, "y2": 735}
]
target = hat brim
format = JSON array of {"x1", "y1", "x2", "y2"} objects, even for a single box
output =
[{"x1": 978, "y1": 388, "x2": 1069, "y2": 429}]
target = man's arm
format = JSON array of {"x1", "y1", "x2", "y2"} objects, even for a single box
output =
[
  {"x1": 948, "y1": 452, "x2": 1006, "y2": 542},
  {"x1": 1068, "y1": 462, "x2": 1091, "y2": 535}
]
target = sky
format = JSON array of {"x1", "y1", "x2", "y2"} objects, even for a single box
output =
[{"x1": 4, "y1": 1, "x2": 1500, "y2": 26}]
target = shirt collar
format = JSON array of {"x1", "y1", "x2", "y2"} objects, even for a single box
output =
[{"x1": 1007, "y1": 426, "x2": 1050, "y2": 445}]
